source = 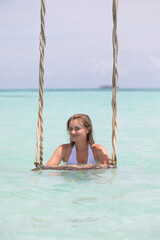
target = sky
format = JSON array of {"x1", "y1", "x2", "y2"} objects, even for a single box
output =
[{"x1": 0, "y1": 0, "x2": 160, "y2": 89}]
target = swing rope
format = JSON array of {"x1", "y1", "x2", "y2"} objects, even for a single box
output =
[
  {"x1": 111, "y1": 0, "x2": 118, "y2": 166},
  {"x1": 34, "y1": 0, "x2": 118, "y2": 167},
  {"x1": 34, "y1": 0, "x2": 46, "y2": 167}
]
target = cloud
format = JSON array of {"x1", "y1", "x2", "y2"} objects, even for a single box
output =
[
  {"x1": 148, "y1": 56, "x2": 160, "y2": 82},
  {"x1": 150, "y1": 56, "x2": 160, "y2": 67},
  {"x1": 45, "y1": 71, "x2": 54, "y2": 78},
  {"x1": 85, "y1": 58, "x2": 112, "y2": 76},
  {"x1": 119, "y1": 67, "x2": 128, "y2": 76}
]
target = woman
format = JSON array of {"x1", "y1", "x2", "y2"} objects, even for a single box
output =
[{"x1": 46, "y1": 114, "x2": 111, "y2": 169}]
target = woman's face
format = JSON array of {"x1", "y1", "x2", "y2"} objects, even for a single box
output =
[{"x1": 68, "y1": 119, "x2": 89, "y2": 143}]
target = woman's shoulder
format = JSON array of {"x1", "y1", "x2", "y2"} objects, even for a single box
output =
[
  {"x1": 56, "y1": 144, "x2": 72, "y2": 162},
  {"x1": 91, "y1": 143, "x2": 111, "y2": 164},
  {"x1": 91, "y1": 143, "x2": 109, "y2": 156},
  {"x1": 61, "y1": 143, "x2": 71, "y2": 148},
  {"x1": 91, "y1": 143, "x2": 105, "y2": 150},
  {"x1": 59, "y1": 143, "x2": 72, "y2": 151}
]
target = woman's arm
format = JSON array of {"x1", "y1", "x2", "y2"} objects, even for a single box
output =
[
  {"x1": 46, "y1": 145, "x2": 64, "y2": 166},
  {"x1": 94, "y1": 144, "x2": 111, "y2": 167}
]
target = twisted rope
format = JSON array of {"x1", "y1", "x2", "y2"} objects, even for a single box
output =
[
  {"x1": 111, "y1": 0, "x2": 118, "y2": 166},
  {"x1": 34, "y1": 0, "x2": 46, "y2": 167}
]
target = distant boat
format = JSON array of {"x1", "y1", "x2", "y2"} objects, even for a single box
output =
[
  {"x1": 99, "y1": 85, "x2": 119, "y2": 89},
  {"x1": 99, "y1": 85, "x2": 113, "y2": 89}
]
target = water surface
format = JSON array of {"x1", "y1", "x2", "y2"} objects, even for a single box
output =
[{"x1": 0, "y1": 89, "x2": 160, "y2": 239}]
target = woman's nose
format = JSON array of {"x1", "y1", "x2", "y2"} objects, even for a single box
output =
[{"x1": 71, "y1": 129, "x2": 76, "y2": 134}]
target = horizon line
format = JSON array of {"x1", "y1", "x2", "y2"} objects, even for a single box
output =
[{"x1": 0, "y1": 87, "x2": 160, "y2": 92}]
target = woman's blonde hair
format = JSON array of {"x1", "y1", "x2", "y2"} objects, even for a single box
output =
[{"x1": 67, "y1": 113, "x2": 95, "y2": 146}]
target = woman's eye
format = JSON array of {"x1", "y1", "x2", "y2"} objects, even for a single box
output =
[
  {"x1": 69, "y1": 127, "x2": 82, "y2": 131},
  {"x1": 75, "y1": 127, "x2": 81, "y2": 131}
]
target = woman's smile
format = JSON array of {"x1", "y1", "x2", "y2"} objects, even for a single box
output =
[
  {"x1": 71, "y1": 135, "x2": 78, "y2": 140},
  {"x1": 70, "y1": 134, "x2": 78, "y2": 137}
]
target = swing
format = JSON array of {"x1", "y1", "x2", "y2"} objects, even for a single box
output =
[{"x1": 32, "y1": 0, "x2": 118, "y2": 171}]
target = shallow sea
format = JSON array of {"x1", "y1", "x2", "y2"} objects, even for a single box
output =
[{"x1": 0, "y1": 89, "x2": 160, "y2": 240}]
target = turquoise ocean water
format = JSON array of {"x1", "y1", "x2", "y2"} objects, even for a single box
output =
[{"x1": 0, "y1": 89, "x2": 160, "y2": 240}]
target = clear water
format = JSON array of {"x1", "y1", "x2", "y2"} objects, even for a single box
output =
[{"x1": 0, "y1": 89, "x2": 160, "y2": 240}]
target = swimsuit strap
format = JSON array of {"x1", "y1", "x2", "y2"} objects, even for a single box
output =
[
  {"x1": 67, "y1": 145, "x2": 77, "y2": 164},
  {"x1": 87, "y1": 145, "x2": 97, "y2": 164}
]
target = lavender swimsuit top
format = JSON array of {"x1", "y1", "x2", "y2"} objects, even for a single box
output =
[{"x1": 67, "y1": 144, "x2": 97, "y2": 164}]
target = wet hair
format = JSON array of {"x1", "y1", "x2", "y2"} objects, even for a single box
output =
[{"x1": 67, "y1": 113, "x2": 95, "y2": 146}]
